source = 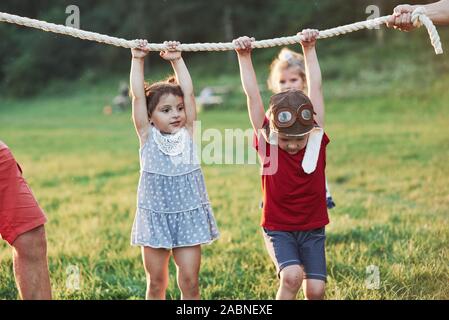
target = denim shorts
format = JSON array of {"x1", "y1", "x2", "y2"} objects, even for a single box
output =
[{"x1": 262, "y1": 227, "x2": 327, "y2": 282}]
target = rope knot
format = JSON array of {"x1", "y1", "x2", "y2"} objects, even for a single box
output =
[{"x1": 411, "y1": 6, "x2": 426, "y2": 28}]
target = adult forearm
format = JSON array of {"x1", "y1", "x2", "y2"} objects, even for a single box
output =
[{"x1": 423, "y1": 0, "x2": 449, "y2": 25}]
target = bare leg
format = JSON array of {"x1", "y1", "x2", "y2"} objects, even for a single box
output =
[
  {"x1": 141, "y1": 246, "x2": 171, "y2": 300},
  {"x1": 172, "y1": 245, "x2": 201, "y2": 300},
  {"x1": 12, "y1": 225, "x2": 51, "y2": 300},
  {"x1": 276, "y1": 265, "x2": 303, "y2": 300},
  {"x1": 302, "y1": 279, "x2": 325, "y2": 300}
]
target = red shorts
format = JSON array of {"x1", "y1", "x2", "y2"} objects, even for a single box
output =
[{"x1": 0, "y1": 144, "x2": 47, "y2": 245}]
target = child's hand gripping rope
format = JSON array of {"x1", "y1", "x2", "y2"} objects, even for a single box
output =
[
  {"x1": 131, "y1": 39, "x2": 150, "y2": 59},
  {"x1": 299, "y1": 29, "x2": 320, "y2": 49},
  {"x1": 160, "y1": 41, "x2": 182, "y2": 61}
]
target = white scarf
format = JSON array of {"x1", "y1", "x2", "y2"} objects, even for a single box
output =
[{"x1": 267, "y1": 127, "x2": 324, "y2": 174}]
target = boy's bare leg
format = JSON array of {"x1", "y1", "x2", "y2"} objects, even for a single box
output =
[
  {"x1": 303, "y1": 279, "x2": 325, "y2": 300},
  {"x1": 277, "y1": 265, "x2": 304, "y2": 300}
]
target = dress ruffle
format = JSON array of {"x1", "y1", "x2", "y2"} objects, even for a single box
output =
[{"x1": 131, "y1": 203, "x2": 219, "y2": 249}]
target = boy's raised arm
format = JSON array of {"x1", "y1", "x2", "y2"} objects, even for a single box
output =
[
  {"x1": 234, "y1": 37, "x2": 266, "y2": 132},
  {"x1": 130, "y1": 40, "x2": 151, "y2": 141},
  {"x1": 300, "y1": 29, "x2": 325, "y2": 129}
]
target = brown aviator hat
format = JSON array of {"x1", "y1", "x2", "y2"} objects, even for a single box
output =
[{"x1": 266, "y1": 89, "x2": 316, "y2": 143}]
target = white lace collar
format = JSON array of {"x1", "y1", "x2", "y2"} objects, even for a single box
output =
[{"x1": 152, "y1": 126, "x2": 187, "y2": 156}]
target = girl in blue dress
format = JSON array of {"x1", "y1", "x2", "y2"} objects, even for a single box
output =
[{"x1": 129, "y1": 40, "x2": 219, "y2": 300}]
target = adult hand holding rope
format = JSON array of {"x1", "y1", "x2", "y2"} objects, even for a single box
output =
[{"x1": 387, "y1": 0, "x2": 449, "y2": 31}]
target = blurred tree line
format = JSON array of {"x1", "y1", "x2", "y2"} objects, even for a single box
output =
[{"x1": 0, "y1": 0, "x2": 438, "y2": 96}]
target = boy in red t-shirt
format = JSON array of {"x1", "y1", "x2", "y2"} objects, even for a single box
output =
[{"x1": 234, "y1": 30, "x2": 329, "y2": 300}]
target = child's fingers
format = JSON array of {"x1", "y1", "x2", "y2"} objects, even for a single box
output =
[
  {"x1": 164, "y1": 41, "x2": 173, "y2": 50},
  {"x1": 302, "y1": 29, "x2": 311, "y2": 35},
  {"x1": 306, "y1": 29, "x2": 311, "y2": 42},
  {"x1": 298, "y1": 30, "x2": 308, "y2": 41},
  {"x1": 307, "y1": 29, "x2": 317, "y2": 38},
  {"x1": 233, "y1": 36, "x2": 254, "y2": 51},
  {"x1": 233, "y1": 39, "x2": 244, "y2": 50},
  {"x1": 141, "y1": 40, "x2": 149, "y2": 52},
  {"x1": 163, "y1": 40, "x2": 179, "y2": 51},
  {"x1": 234, "y1": 36, "x2": 250, "y2": 45},
  {"x1": 243, "y1": 39, "x2": 251, "y2": 49},
  {"x1": 308, "y1": 30, "x2": 319, "y2": 41},
  {"x1": 300, "y1": 30, "x2": 310, "y2": 42},
  {"x1": 139, "y1": 39, "x2": 148, "y2": 47},
  {"x1": 243, "y1": 36, "x2": 254, "y2": 49},
  {"x1": 135, "y1": 39, "x2": 149, "y2": 52},
  {"x1": 300, "y1": 29, "x2": 319, "y2": 42}
]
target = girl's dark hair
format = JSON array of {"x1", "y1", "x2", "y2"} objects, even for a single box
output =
[{"x1": 143, "y1": 76, "x2": 183, "y2": 118}]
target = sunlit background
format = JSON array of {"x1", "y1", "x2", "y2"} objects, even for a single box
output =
[{"x1": 0, "y1": 0, "x2": 448, "y2": 299}]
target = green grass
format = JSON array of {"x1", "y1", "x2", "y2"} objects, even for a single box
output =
[{"x1": 1, "y1": 45, "x2": 448, "y2": 299}]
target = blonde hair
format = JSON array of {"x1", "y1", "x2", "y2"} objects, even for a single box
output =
[{"x1": 267, "y1": 48, "x2": 307, "y2": 93}]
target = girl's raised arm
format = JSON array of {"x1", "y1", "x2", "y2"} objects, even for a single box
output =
[
  {"x1": 130, "y1": 40, "x2": 151, "y2": 144},
  {"x1": 234, "y1": 37, "x2": 265, "y2": 132},
  {"x1": 160, "y1": 41, "x2": 197, "y2": 132}
]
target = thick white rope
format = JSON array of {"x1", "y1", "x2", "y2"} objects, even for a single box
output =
[
  {"x1": 0, "y1": 7, "x2": 443, "y2": 54},
  {"x1": 411, "y1": 7, "x2": 443, "y2": 54}
]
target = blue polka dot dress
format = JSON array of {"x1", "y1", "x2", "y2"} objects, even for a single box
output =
[{"x1": 131, "y1": 126, "x2": 219, "y2": 249}]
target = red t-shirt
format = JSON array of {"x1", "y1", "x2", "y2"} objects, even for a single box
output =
[{"x1": 253, "y1": 119, "x2": 330, "y2": 231}]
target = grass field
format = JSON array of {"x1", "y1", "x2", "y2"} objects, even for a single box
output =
[{"x1": 0, "y1": 43, "x2": 448, "y2": 299}]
